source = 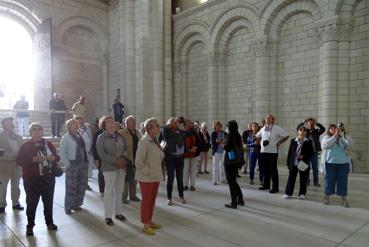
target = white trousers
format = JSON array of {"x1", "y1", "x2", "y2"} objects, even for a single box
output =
[
  {"x1": 0, "y1": 163, "x2": 21, "y2": 207},
  {"x1": 17, "y1": 117, "x2": 29, "y2": 137},
  {"x1": 183, "y1": 157, "x2": 198, "y2": 187},
  {"x1": 103, "y1": 169, "x2": 126, "y2": 218},
  {"x1": 212, "y1": 152, "x2": 225, "y2": 184}
]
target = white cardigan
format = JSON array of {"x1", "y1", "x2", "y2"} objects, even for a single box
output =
[{"x1": 60, "y1": 132, "x2": 92, "y2": 168}]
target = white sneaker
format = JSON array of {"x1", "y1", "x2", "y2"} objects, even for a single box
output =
[
  {"x1": 283, "y1": 195, "x2": 290, "y2": 199},
  {"x1": 299, "y1": 195, "x2": 305, "y2": 200}
]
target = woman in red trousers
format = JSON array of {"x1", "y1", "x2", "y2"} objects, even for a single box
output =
[{"x1": 135, "y1": 118, "x2": 164, "y2": 235}]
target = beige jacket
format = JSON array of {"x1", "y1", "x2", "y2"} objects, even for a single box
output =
[
  {"x1": 119, "y1": 128, "x2": 142, "y2": 164},
  {"x1": 0, "y1": 131, "x2": 23, "y2": 167},
  {"x1": 72, "y1": 101, "x2": 86, "y2": 119},
  {"x1": 135, "y1": 134, "x2": 164, "y2": 182}
]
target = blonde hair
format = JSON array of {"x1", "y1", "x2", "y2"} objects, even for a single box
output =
[
  {"x1": 65, "y1": 119, "x2": 78, "y2": 131},
  {"x1": 144, "y1": 118, "x2": 158, "y2": 131},
  {"x1": 125, "y1": 115, "x2": 136, "y2": 126},
  {"x1": 166, "y1": 117, "x2": 176, "y2": 126}
]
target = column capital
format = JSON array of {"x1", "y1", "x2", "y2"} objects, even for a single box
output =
[{"x1": 316, "y1": 18, "x2": 353, "y2": 44}]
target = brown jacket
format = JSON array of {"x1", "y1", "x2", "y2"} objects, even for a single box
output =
[{"x1": 119, "y1": 128, "x2": 142, "y2": 164}]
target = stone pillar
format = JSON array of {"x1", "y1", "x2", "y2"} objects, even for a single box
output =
[
  {"x1": 173, "y1": 59, "x2": 184, "y2": 116},
  {"x1": 123, "y1": 0, "x2": 136, "y2": 115},
  {"x1": 317, "y1": 22, "x2": 350, "y2": 126},
  {"x1": 253, "y1": 41, "x2": 271, "y2": 122},
  {"x1": 152, "y1": 0, "x2": 165, "y2": 123},
  {"x1": 163, "y1": 0, "x2": 173, "y2": 122},
  {"x1": 207, "y1": 52, "x2": 218, "y2": 125},
  {"x1": 217, "y1": 53, "x2": 227, "y2": 124},
  {"x1": 102, "y1": 54, "x2": 109, "y2": 115},
  {"x1": 337, "y1": 24, "x2": 353, "y2": 124}
]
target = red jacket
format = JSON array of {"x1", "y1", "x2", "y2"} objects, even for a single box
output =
[{"x1": 16, "y1": 139, "x2": 60, "y2": 178}]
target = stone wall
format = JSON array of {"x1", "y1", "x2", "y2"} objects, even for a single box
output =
[{"x1": 173, "y1": 0, "x2": 369, "y2": 172}]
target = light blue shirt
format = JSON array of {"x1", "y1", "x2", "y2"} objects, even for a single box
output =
[{"x1": 322, "y1": 135, "x2": 352, "y2": 164}]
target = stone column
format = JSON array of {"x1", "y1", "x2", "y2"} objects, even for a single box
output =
[
  {"x1": 102, "y1": 54, "x2": 109, "y2": 114},
  {"x1": 217, "y1": 53, "x2": 227, "y2": 124},
  {"x1": 163, "y1": 0, "x2": 173, "y2": 122},
  {"x1": 337, "y1": 23, "x2": 353, "y2": 124},
  {"x1": 152, "y1": 0, "x2": 165, "y2": 123},
  {"x1": 123, "y1": 0, "x2": 136, "y2": 115},
  {"x1": 317, "y1": 23, "x2": 341, "y2": 126},
  {"x1": 252, "y1": 41, "x2": 271, "y2": 122},
  {"x1": 207, "y1": 52, "x2": 218, "y2": 125},
  {"x1": 173, "y1": 59, "x2": 185, "y2": 115}
]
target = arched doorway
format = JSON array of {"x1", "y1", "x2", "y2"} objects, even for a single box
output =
[{"x1": 0, "y1": 16, "x2": 34, "y2": 109}]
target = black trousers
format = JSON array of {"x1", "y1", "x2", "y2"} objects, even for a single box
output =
[
  {"x1": 165, "y1": 154, "x2": 184, "y2": 200},
  {"x1": 50, "y1": 113, "x2": 64, "y2": 136},
  {"x1": 260, "y1": 153, "x2": 279, "y2": 190},
  {"x1": 98, "y1": 166, "x2": 105, "y2": 194},
  {"x1": 23, "y1": 175, "x2": 55, "y2": 227},
  {"x1": 285, "y1": 166, "x2": 309, "y2": 196},
  {"x1": 225, "y1": 164, "x2": 243, "y2": 206}
]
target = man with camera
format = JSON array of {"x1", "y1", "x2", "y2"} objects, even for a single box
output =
[{"x1": 256, "y1": 114, "x2": 289, "y2": 193}]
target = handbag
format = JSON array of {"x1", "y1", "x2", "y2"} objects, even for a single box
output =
[
  {"x1": 297, "y1": 160, "x2": 309, "y2": 171},
  {"x1": 52, "y1": 165, "x2": 64, "y2": 177},
  {"x1": 225, "y1": 148, "x2": 245, "y2": 168}
]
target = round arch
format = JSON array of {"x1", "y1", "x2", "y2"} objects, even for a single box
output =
[{"x1": 56, "y1": 16, "x2": 109, "y2": 54}]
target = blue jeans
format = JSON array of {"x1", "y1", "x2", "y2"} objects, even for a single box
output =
[
  {"x1": 324, "y1": 163, "x2": 349, "y2": 197},
  {"x1": 310, "y1": 153, "x2": 319, "y2": 183},
  {"x1": 249, "y1": 151, "x2": 263, "y2": 182}
]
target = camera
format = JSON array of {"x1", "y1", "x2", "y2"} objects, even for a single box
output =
[
  {"x1": 263, "y1": 140, "x2": 269, "y2": 146},
  {"x1": 338, "y1": 122, "x2": 345, "y2": 131}
]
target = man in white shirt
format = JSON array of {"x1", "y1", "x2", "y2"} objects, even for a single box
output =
[{"x1": 256, "y1": 114, "x2": 289, "y2": 193}]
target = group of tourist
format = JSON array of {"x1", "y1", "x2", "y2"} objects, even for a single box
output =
[{"x1": 0, "y1": 111, "x2": 354, "y2": 237}]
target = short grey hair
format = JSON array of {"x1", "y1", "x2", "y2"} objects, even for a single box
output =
[
  {"x1": 144, "y1": 118, "x2": 158, "y2": 131},
  {"x1": 28, "y1": 122, "x2": 43, "y2": 134},
  {"x1": 65, "y1": 119, "x2": 78, "y2": 131},
  {"x1": 200, "y1": 122, "x2": 207, "y2": 130},
  {"x1": 125, "y1": 115, "x2": 136, "y2": 126},
  {"x1": 166, "y1": 117, "x2": 176, "y2": 126}
]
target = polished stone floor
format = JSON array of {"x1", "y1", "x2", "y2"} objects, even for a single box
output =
[{"x1": 1, "y1": 168, "x2": 368, "y2": 247}]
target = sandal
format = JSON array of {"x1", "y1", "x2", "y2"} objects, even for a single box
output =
[
  {"x1": 115, "y1": 215, "x2": 127, "y2": 221},
  {"x1": 105, "y1": 218, "x2": 114, "y2": 226},
  {"x1": 143, "y1": 227, "x2": 155, "y2": 235},
  {"x1": 47, "y1": 223, "x2": 58, "y2": 231},
  {"x1": 150, "y1": 223, "x2": 161, "y2": 229}
]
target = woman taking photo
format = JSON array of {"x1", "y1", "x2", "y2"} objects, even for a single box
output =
[
  {"x1": 135, "y1": 118, "x2": 164, "y2": 235},
  {"x1": 198, "y1": 122, "x2": 211, "y2": 174},
  {"x1": 97, "y1": 116, "x2": 128, "y2": 225},
  {"x1": 321, "y1": 124, "x2": 353, "y2": 207},
  {"x1": 283, "y1": 126, "x2": 314, "y2": 200},
  {"x1": 246, "y1": 122, "x2": 262, "y2": 185},
  {"x1": 60, "y1": 119, "x2": 90, "y2": 214},
  {"x1": 16, "y1": 123, "x2": 60, "y2": 236},
  {"x1": 211, "y1": 121, "x2": 226, "y2": 185},
  {"x1": 223, "y1": 120, "x2": 244, "y2": 209}
]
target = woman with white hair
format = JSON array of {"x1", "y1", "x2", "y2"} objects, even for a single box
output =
[
  {"x1": 60, "y1": 119, "x2": 90, "y2": 215},
  {"x1": 97, "y1": 116, "x2": 128, "y2": 225},
  {"x1": 198, "y1": 122, "x2": 211, "y2": 174},
  {"x1": 135, "y1": 118, "x2": 164, "y2": 235}
]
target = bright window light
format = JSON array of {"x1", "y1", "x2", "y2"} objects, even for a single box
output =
[
  {"x1": 200, "y1": 0, "x2": 208, "y2": 3},
  {"x1": 0, "y1": 17, "x2": 34, "y2": 110}
]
